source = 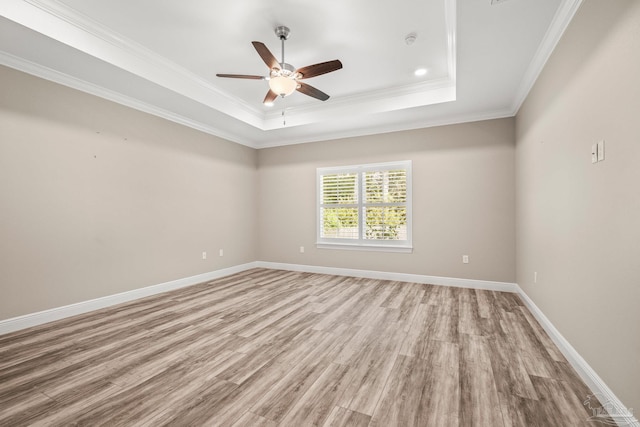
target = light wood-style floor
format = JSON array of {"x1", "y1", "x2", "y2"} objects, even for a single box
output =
[{"x1": 0, "y1": 268, "x2": 599, "y2": 426}]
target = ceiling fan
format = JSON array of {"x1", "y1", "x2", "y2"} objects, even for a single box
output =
[{"x1": 216, "y1": 26, "x2": 343, "y2": 105}]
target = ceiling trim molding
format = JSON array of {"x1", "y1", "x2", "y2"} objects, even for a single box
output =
[
  {"x1": 1, "y1": 0, "x2": 566, "y2": 149},
  {"x1": 263, "y1": 77, "x2": 456, "y2": 130},
  {"x1": 256, "y1": 107, "x2": 515, "y2": 149},
  {"x1": 510, "y1": 0, "x2": 583, "y2": 114},
  {"x1": 265, "y1": 77, "x2": 455, "y2": 121},
  {"x1": 259, "y1": 0, "x2": 457, "y2": 131},
  {"x1": 1, "y1": 47, "x2": 512, "y2": 151},
  {"x1": 445, "y1": 0, "x2": 457, "y2": 80},
  {"x1": 3, "y1": 0, "x2": 265, "y2": 126},
  {"x1": 0, "y1": 51, "x2": 259, "y2": 149},
  {"x1": 3, "y1": 0, "x2": 460, "y2": 132}
]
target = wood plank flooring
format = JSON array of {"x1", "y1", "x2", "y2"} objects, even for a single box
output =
[{"x1": 0, "y1": 268, "x2": 601, "y2": 426}]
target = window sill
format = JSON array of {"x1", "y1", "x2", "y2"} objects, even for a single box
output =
[{"x1": 316, "y1": 242, "x2": 413, "y2": 253}]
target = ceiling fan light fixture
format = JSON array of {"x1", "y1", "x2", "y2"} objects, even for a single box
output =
[
  {"x1": 217, "y1": 25, "x2": 341, "y2": 103},
  {"x1": 269, "y1": 75, "x2": 298, "y2": 97}
]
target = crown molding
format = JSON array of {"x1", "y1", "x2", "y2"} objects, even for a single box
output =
[
  {"x1": 0, "y1": 51, "x2": 259, "y2": 149},
  {"x1": 2, "y1": 48, "x2": 480, "y2": 151},
  {"x1": 1, "y1": 0, "x2": 459, "y2": 134},
  {"x1": 445, "y1": 0, "x2": 457, "y2": 80},
  {"x1": 263, "y1": 78, "x2": 456, "y2": 130},
  {"x1": 265, "y1": 77, "x2": 455, "y2": 120},
  {"x1": 255, "y1": 107, "x2": 514, "y2": 149},
  {"x1": 510, "y1": 0, "x2": 583, "y2": 115},
  {"x1": 3, "y1": 0, "x2": 265, "y2": 127},
  {"x1": 3, "y1": 0, "x2": 578, "y2": 148}
]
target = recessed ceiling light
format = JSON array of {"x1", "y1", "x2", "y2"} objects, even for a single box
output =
[{"x1": 414, "y1": 68, "x2": 428, "y2": 76}]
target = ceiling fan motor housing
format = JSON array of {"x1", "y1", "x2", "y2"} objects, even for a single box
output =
[
  {"x1": 271, "y1": 63, "x2": 298, "y2": 77},
  {"x1": 275, "y1": 26, "x2": 290, "y2": 40}
]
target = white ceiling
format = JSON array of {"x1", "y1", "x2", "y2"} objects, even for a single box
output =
[{"x1": 0, "y1": 0, "x2": 582, "y2": 148}]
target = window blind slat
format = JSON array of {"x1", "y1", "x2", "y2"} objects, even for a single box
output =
[
  {"x1": 321, "y1": 173, "x2": 358, "y2": 205},
  {"x1": 364, "y1": 170, "x2": 407, "y2": 203}
]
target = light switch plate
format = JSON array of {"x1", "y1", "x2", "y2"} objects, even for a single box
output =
[{"x1": 597, "y1": 140, "x2": 605, "y2": 161}]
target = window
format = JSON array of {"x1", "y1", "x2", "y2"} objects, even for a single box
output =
[{"x1": 317, "y1": 160, "x2": 412, "y2": 252}]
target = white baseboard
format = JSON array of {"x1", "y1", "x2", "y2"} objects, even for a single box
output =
[
  {"x1": 516, "y1": 285, "x2": 639, "y2": 427},
  {"x1": 0, "y1": 262, "x2": 259, "y2": 336},
  {"x1": 0, "y1": 262, "x2": 514, "y2": 337},
  {"x1": 258, "y1": 261, "x2": 637, "y2": 425},
  {"x1": 2, "y1": 261, "x2": 635, "y2": 426},
  {"x1": 255, "y1": 261, "x2": 518, "y2": 293}
]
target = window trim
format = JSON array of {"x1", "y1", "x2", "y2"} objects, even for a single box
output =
[{"x1": 316, "y1": 160, "x2": 413, "y2": 253}]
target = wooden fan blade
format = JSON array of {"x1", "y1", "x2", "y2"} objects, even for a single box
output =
[
  {"x1": 263, "y1": 90, "x2": 278, "y2": 104},
  {"x1": 296, "y1": 60, "x2": 343, "y2": 79},
  {"x1": 252, "y1": 41, "x2": 280, "y2": 70},
  {"x1": 216, "y1": 74, "x2": 264, "y2": 79},
  {"x1": 296, "y1": 82, "x2": 330, "y2": 101}
]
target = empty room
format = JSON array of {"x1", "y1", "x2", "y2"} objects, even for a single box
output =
[{"x1": 0, "y1": 0, "x2": 638, "y2": 426}]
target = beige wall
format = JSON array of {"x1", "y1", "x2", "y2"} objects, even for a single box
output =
[
  {"x1": 0, "y1": 63, "x2": 516, "y2": 323},
  {"x1": 258, "y1": 119, "x2": 516, "y2": 283},
  {"x1": 516, "y1": 0, "x2": 640, "y2": 412},
  {"x1": 0, "y1": 65, "x2": 258, "y2": 320},
  {"x1": 0, "y1": 0, "x2": 636, "y2": 412}
]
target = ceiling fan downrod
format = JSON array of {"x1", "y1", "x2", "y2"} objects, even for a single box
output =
[{"x1": 275, "y1": 26, "x2": 290, "y2": 67}]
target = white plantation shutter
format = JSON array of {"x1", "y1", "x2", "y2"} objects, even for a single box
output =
[
  {"x1": 317, "y1": 161, "x2": 412, "y2": 252},
  {"x1": 319, "y1": 172, "x2": 359, "y2": 239}
]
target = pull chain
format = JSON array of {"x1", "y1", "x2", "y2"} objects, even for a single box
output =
[{"x1": 282, "y1": 109, "x2": 286, "y2": 126}]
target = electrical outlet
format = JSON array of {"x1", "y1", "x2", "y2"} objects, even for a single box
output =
[
  {"x1": 219, "y1": 249, "x2": 224, "y2": 257},
  {"x1": 202, "y1": 252, "x2": 207, "y2": 260},
  {"x1": 462, "y1": 255, "x2": 469, "y2": 264},
  {"x1": 299, "y1": 246, "x2": 305, "y2": 253}
]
